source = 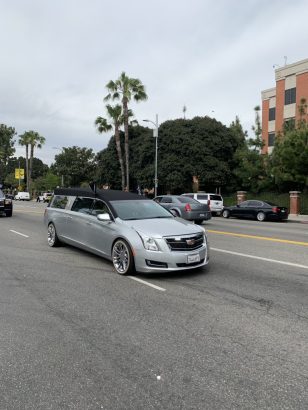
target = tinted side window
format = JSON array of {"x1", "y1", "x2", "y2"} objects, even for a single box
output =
[
  {"x1": 91, "y1": 200, "x2": 110, "y2": 216},
  {"x1": 247, "y1": 201, "x2": 259, "y2": 207},
  {"x1": 209, "y1": 195, "x2": 222, "y2": 201},
  {"x1": 197, "y1": 194, "x2": 208, "y2": 200},
  {"x1": 178, "y1": 197, "x2": 199, "y2": 204},
  {"x1": 154, "y1": 197, "x2": 162, "y2": 203},
  {"x1": 239, "y1": 201, "x2": 249, "y2": 207},
  {"x1": 51, "y1": 195, "x2": 68, "y2": 209},
  {"x1": 161, "y1": 197, "x2": 172, "y2": 203},
  {"x1": 182, "y1": 194, "x2": 194, "y2": 198},
  {"x1": 71, "y1": 197, "x2": 94, "y2": 214}
]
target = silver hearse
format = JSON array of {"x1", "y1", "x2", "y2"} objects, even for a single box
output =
[{"x1": 44, "y1": 188, "x2": 209, "y2": 275}]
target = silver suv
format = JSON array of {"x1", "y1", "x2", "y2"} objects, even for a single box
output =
[{"x1": 181, "y1": 192, "x2": 224, "y2": 215}]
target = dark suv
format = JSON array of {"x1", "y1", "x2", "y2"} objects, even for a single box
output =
[{"x1": 0, "y1": 189, "x2": 13, "y2": 217}]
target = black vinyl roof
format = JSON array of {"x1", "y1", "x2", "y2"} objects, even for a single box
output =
[{"x1": 54, "y1": 187, "x2": 149, "y2": 202}]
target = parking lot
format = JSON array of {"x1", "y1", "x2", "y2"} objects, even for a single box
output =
[{"x1": 0, "y1": 201, "x2": 307, "y2": 409}]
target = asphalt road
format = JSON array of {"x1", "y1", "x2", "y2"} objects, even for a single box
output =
[{"x1": 0, "y1": 202, "x2": 307, "y2": 409}]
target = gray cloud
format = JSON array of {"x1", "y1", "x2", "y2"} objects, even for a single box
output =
[{"x1": 1, "y1": 0, "x2": 307, "y2": 164}]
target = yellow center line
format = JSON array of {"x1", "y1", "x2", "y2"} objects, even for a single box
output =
[{"x1": 207, "y1": 229, "x2": 308, "y2": 247}]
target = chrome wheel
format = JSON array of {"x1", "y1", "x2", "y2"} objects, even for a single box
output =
[
  {"x1": 222, "y1": 210, "x2": 230, "y2": 218},
  {"x1": 257, "y1": 212, "x2": 265, "y2": 222},
  {"x1": 47, "y1": 223, "x2": 59, "y2": 247},
  {"x1": 112, "y1": 240, "x2": 134, "y2": 275}
]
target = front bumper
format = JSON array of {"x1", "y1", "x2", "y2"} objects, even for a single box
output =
[{"x1": 134, "y1": 243, "x2": 209, "y2": 273}]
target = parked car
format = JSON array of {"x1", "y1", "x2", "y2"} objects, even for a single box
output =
[
  {"x1": 154, "y1": 195, "x2": 211, "y2": 224},
  {"x1": 14, "y1": 191, "x2": 30, "y2": 201},
  {"x1": 181, "y1": 192, "x2": 224, "y2": 215},
  {"x1": 44, "y1": 188, "x2": 210, "y2": 275},
  {"x1": 37, "y1": 192, "x2": 53, "y2": 203},
  {"x1": 0, "y1": 189, "x2": 13, "y2": 217},
  {"x1": 222, "y1": 200, "x2": 288, "y2": 222},
  {"x1": 5, "y1": 193, "x2": 15, "y2": 200}
]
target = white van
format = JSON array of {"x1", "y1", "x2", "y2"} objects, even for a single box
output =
[
  {"x1": 15, "y1": 192, "x2": 31, "y2": 201},
  {"x1": 181, "y1": 192, "x2": 224, "y2": 215}
]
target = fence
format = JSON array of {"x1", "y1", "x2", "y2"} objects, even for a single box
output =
[{"x1": 222, "y1": 192, "x2": 308, "y2": 215}]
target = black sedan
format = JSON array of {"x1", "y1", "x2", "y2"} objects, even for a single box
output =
[
  {"x1": 0, "y1": 189, "x2": 13, "y2": 217},
  {"x1": 154, "y1": 195, "x2": 211, "y2": 224},
  {"x1": 222, "y1": 200, "x2": 288, "y2": 222}
]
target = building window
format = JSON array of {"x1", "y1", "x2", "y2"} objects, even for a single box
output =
[
  {"x1": 285, "y1": 88, "x2": 296, "y2": 105},
  {"x1": 283, "y1": 118, "x2": 295, "y2": 132},
  {"x1": 268, "y1": 107, "x2": 275, "y2": 121},
  {"x1": 268, "y1": 132, "x2": 275, "y2": 147}
]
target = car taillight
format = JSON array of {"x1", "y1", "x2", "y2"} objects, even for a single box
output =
[
  {"x1": 208, "y1": 199, "x2": 211, "y2": 210},
  {"x1": 272, "y1": 207, "x2": 278, "y2": 213},
  {"x1": 185, "y1": 203, "x2": 191, "y2": 212}
]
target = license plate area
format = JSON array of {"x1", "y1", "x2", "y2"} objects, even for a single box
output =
[{"x1": 187, "y1": 254, "x2": 200, "y2": 263}]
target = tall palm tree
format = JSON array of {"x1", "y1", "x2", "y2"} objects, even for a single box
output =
[
  {"x1": 104, "y1": 72, "x2": 147, "y2": 190},
  {"x1": 28, "y1": 131, "x2": 46, "y2": 186},
  {"x1": 19, "y1": 131, "x2": 45, "y2": 192},
  {"x1": 18, "y1": 132, "x2": 31, "y2": 191},
  {"x1": 95, "y1": 104, "x2": 126, "y2": 190}
]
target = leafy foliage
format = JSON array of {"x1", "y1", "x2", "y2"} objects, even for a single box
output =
[
  {"x1": 271, "y1": 125, "x2": 308, "y2": 191},
  {"x1": 51, "y1": 146, "x2": 96, "y2": 187},
  {"x1": 96, "y1": 117, "x2": 243, "y2": 193},
  {"x1": 0, "y1": 124, "x2": 16, "y2": 182}
]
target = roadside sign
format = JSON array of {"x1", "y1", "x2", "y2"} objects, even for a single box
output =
[{"x1": 15, "y1": 168, "x2": 24, "y2": 179}]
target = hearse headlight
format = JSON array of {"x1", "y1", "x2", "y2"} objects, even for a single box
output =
[{"x1": 137, "y1": 232, "x2": 159, "y2": 251}]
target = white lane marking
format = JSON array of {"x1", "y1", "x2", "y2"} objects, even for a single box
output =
[
  {"x1": 9, "y1": 229, "x2": 29, "y2": 238},
  {"x1": 211, "y1": 247, "x2": 308, "y2": 270},
  {"x1": 127, "y1": 276, "x2": 166, "y2": 291}
]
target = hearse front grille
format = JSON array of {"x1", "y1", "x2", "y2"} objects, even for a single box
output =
[{"x1": 165, "y1": 233, "x2": 204, "y2": 252}]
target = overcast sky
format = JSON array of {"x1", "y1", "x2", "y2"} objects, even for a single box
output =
[{"x1": 1, "y1": 0, "x2": 308, "y2": 165}]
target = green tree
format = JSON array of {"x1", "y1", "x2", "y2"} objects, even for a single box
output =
[
  {"x1": 231, "y1": 108, "x2": 271, "y2": 193},
  {"x1": 28, "y1": 131, "x2": 46, "y2": 187},
  {"x1": 51, "y1": 146, "x2": 96, "y2": 187},
  {"x1": 33, "y1": 172, "x2": 60, "y2": 192},
  {"x1": 18, "y1": 131, "x2": 46, "y2": 192},
  {"x1": 0, "y1": 124, "x2": 16, "y2": 182},
  {"x1": 96, "y1": 117, "x2": 242, "y2": 194},
  {"x1": 95, "y1": 104, "x2": 126, "y2": 190},
  {"x1": 271, "y1": 124, "x2": 308, "y2": 191},
  {"x1": 18, "y1": 132, "x2": 31, "y2": 191},
  {"x1": 104, "y1": 72, "x2": 147, "y2": 190}
]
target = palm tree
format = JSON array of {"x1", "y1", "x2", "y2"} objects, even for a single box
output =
[
  {"x1": 28, "y1": 131, "x2": 46, "y2": 185},
  {"x1": 18, "y1": 132, "x2": 31, "y2": 191},
  {"x1": 19, "y1": 131, "x2": 45, "y2": 192},
  {"x1": 95, "y1": 104, "x2": 126, "y2": 190},
  {"x1": 104, "y1": 72, "x2": 147, "y2": 190}
]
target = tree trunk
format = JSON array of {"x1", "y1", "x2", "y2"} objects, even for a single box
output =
[
  {"x1": 29, "y1": 144, "x2": 34, "y2": 190},
  {"x1": 114, "y1": 124, "x2": 125, "y2": 190},
  {"x1": 123, "y1": 97, "x2": 129, "y2": 191},
  {"x1": 25, "y1": 145, "x2": 29, "y2": 192}
]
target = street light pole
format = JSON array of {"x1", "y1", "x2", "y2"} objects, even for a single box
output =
[{"x1": 143, "y1": 114, "x2": 159, "y2": 197}]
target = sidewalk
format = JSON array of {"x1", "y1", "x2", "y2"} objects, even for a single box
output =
[{"x1": 288, "y1": 214, "x2": 308, "y2": 224}]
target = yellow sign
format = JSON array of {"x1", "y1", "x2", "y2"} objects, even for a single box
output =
[{"x1": 15, "y1": 168, "x2": 25, "y2": 179}]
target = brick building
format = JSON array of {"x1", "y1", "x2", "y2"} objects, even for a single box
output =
[{"x1": 261, "y1": 58, "x2": 308, "y2": 154}]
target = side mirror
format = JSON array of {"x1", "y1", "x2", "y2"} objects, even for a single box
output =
[{"x1": 97, "y1": 213, "x2": 111, "y2": 222}]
